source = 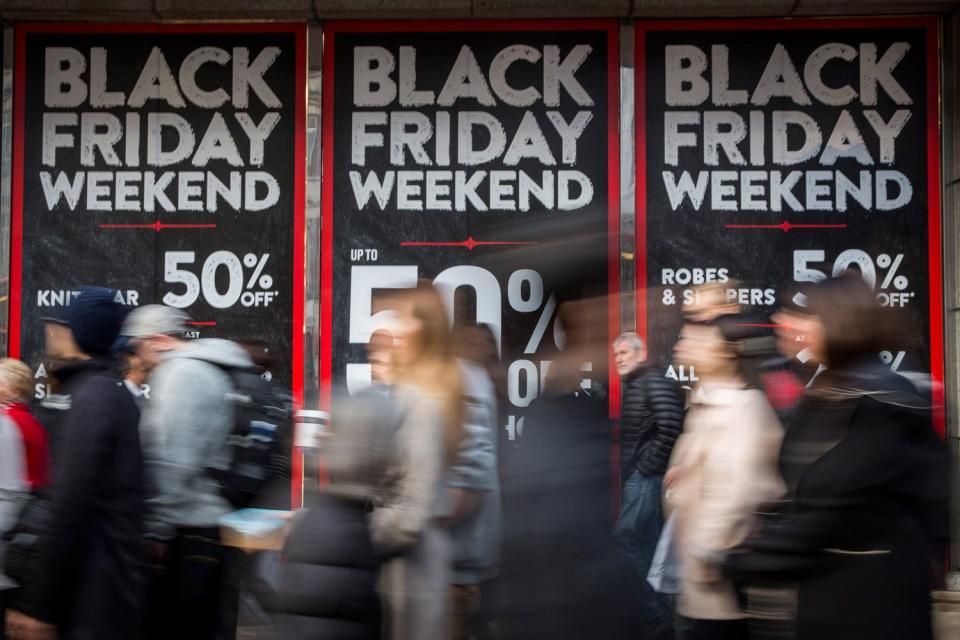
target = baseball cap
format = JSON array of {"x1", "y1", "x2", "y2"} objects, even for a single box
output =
[{"x1": 121, "y1": 304, "x2": 189, "y2": 338}]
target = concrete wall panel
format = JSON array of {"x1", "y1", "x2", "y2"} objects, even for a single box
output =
[
  {"x1": 944, "y1": 177, "x2": 960, "y2": 572},
  {"x1": 792, "y1": 0, "x2": 959, "y2": 15},
  {"x1": 473, "y1": 0, "x2": 629, "y2": 18},
  {"x1": 1, "y1": 0, "x2": 959, "y2": 21},
  {"x1": 948, "y1": 12, "x2": 960, "y2": 186},
  {"x1": 156, "y1": 0, "x2": 314, "y2": 20},
  {"x1": 632, "y1": 0, "x2": 795, "y2": 18},
  {"x1": 0, "y1": 0, "x2": 159, "y2": 20},
  {"x1": 313, "y1": 0, "x2": 471, "y2": 19}
]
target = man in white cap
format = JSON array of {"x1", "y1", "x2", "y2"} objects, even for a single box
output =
[{"x1": 121, "y1": 304, "x2": 253, "y2": 640}]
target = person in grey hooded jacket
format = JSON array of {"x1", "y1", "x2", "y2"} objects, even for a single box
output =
[{"x1": 121, "y1": 304, "x2": 254, "y2": 640}]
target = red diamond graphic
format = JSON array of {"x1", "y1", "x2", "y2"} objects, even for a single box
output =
[
  {"x1": 779, "y1": 221, "x2": 791, "y2": 232},
  {"x1": 151, "y1": 220, "x2": 163, "y2": 232},
  {"x1": 464, "y1": 236, "x2": 477, "y2": 250}
]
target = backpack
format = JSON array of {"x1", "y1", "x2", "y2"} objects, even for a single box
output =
[{"x1": 208, "y1": 367, "x2": 294, "y2": 509}]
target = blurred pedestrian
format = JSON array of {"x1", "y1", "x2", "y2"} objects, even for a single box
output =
[
  {"x1": 32, "y1": 311, "x2": 90, "y2": 468},
  {"x1": 267, "y1": 392, "x2": 393, "y2": 640},
  {"x1": 770, "y1": 291, "x2": 821, "y2": 371},
  {"x1": 756, "y1": 288, "x2": 825, "y2": 424},
  {"x1": 371, "y1": 282, "x2": 464, "y2": 640},
  {"x1": 0, "y1": 359, "x2": 49, "y2": 490},
  {"x1": 235, "y1": 338, "x2": 276, "y2": 379},
  {"x1": 112, "y1": 337, "x2": 151, "y2": 407},
  {"x1": 122, "y1": 304, "x2": 255, "y2": 640},
  {"x1": 2, "y1": 310, "x2": 79, "y2": 639},
  {"x1": 452, "y1": 324, "x2": 504, "y2": 404},
  {"x1": 612, "y1": 333, "x2": 683, "y2": 640},
  {"x1": 496, "y1": 295, "x2": 640, "y2": 640},
  {"x1": 236, "y1": 337, "x2": 295, "y2": 510},
  {"x1": 5, "y1": 287, "x2": 144, "y2": 640},
  {"x1": 448, "y1": 327, "x2": 502, "y2": 640},
  {"x1": 453, "y1": 323, "x2": 508, "y2": 465},
  {"x1": 666, "y1": 312, "x2": 784, "y2": 640},
  {"x1": 366, "y1": 329, "x2": 395, "y2": 387},
  {"x1": 0, "y1": 358, "x2": 49, "y2": 639},
  {"x1": 0, "y1": 412, "x2": 28, "y2": 640},
  {"x1": 725, "y1": 274, "x2": 950, "y2": 640}
]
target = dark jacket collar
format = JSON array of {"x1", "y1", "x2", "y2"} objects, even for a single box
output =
[
  {"x1": 623, "y1": 363, "x2": 653, "y2": 383},
  {"x1": 808, "y1": 357, "x2": 929, "y2": 413},
  {"x1": 51, "y1": 357, "x2": 114, "y2": 384}
]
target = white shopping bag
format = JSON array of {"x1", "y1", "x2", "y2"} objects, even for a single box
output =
[{"x1": 647, "y1": 512, "x2": 681, "y2": 594}]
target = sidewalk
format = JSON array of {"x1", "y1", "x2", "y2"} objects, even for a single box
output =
[{"x1": 934, "y1": 589, "x2": 960, "y2": 640}]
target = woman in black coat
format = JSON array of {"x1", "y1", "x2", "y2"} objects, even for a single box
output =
[
  {"x1": 266, "y1": 390, "x2": 392, "y2": 640},
  {"x1": 269, "y1": 493, "x2": 382, "y2": 639},
  {"x1": 726, "y1": 275, "x2": 950, "y2": 640}
]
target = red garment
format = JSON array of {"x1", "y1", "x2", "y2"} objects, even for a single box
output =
[
  {"x1": 760, "y1": 370, "x2": 806, "y2": 411},
  {"x1": 5, "y1": 402, "x2": 49, "y2": 489}
]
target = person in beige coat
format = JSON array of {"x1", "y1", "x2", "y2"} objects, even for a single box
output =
[
  {"x1": 370, "y1": 282, "x2": 465, "y2": 640},
  {"x1": 665, "y1": 314, "x2": 784, "y2": 640}
]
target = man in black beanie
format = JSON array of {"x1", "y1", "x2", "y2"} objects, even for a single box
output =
[{"x1": 5, "y1": 287, "x2": 145, "y2": 640}]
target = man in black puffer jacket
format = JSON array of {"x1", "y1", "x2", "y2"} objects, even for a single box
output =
[{"x1": 611, "y1": 332, "x2": 684, "y2": 640}]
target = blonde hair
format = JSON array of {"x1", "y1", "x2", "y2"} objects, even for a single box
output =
[
  {"x1": 392, "y1": 282, "x2": 464, "y2": 463},
  {"x1": 0, "y1": 358, "x2": 34, "y2": 403}
]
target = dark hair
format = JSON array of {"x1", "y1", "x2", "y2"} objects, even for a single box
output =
[
  {"x1": 236, "y1": 337, "x2": 276, "y2": 370},
  {"x1": 710, "y1": 314, "x2": 774, "y2": 389},
  {"x1": 682, "y1": 314, "x2": 771, "y2": 388},
  {"x1": 803, "y1": 273, "x2": 893, "y2": 368},
  {"x1": 777, "y1": 282, "x2": 815, "y2": 314}
]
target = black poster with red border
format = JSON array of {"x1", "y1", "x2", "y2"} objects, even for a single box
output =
[
  {"x1": 11, "y1": 23, "x2": 306, "y2": 406},
  {"x1": 636, "y1": 18, "x2": 943, "y2": 430},
  {"x1": 322, "y1": 20, "x2": 620, "y2": 436}
]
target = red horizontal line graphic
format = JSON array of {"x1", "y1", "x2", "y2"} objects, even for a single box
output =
[
  {"x1": 99, "y1": 221, "x2": 217, "y2": 232},
  {"x1": 186, "y1": 321, "x2": 217, "y2": 327},
  {"x1": 725, "y1": 221, "x2": 848, "y2": 232},
  {"x1": 400, "y1": 236, "x2": 538, "y2": 251}
]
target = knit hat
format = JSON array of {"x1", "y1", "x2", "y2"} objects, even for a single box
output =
[{"x1": 67, "y1": 287, "x2": 128, "y2": 356}]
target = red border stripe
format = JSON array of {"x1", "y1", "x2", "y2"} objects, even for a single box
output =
[
  {"x1": 925, "y1": 19, "x2": 945, "y2": 436},
  {"x1": 607, "y1": 22, "x2": 621, "y2": 420},
  {"x1": 292, "y1": 24, "x2": 308, "y2": 506},
  {"x1": 15, "y1": 22, "x2": 304, "y2": 34},
  {"x1": 635, "y1": 26, "x2": 647, "y2": 358},
  {"x1": 325, "y1": 19, "x2": 619, "y2": 34},
  {"x1": 320, "y1": 25, "x2": 335, "y2": 411},
  {"x1": 9, "y1": 27, "x2": 25, "y2": 358},
  {"x1": 605, "y1": 23, "x2": 622, "y2": 506}
]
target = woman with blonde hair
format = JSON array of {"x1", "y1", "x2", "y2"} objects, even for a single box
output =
[
  {"x1": 371, "y1": 281, "x2": 464, "y2": 640},
  {"x1": 0, "y1": 414, "x2": 26, "y2": 640},
  {"x1": 0, "y1": 359, "x2": 48, "y2": 490}
]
